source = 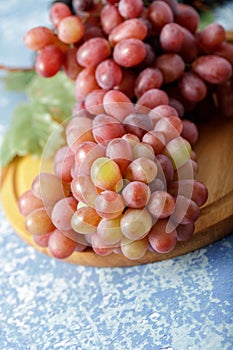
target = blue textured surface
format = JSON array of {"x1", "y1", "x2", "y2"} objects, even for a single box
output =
[{"x1": 0, "y1": 2, "x2": 233, "y2": 350}]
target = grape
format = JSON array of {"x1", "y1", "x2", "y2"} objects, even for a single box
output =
[
  {"x1": 149, "y1": 104, "x2": 179, "y2": 125},
  {"x1": 171, "y1": 195, "x2": 200, "y2": 225},
  {"x1": 132, "y1": 142, "x2": 155, "y2": 160},
  {"x1": 118, "y1": 0, "x2": 143, "y2": 19},
  {"x1": 156, "y1": 154, "x2": 174, "y2": 186},
  {"x1": 25, "y1": 208, "x2": 55, "y2": 235},
  {"x1": 66, "y1": 117, "x2": 94, "y2": 151},
  {"x1": 74, "y1": 141, "x2": 105, "y2": 176},
  {"x1": 95, "y1": 59, "x2": 123, "y2": 90},
  {"x1": 155, "y1": 53, "x2": 185, "y2": 84},
  {"x1": 159, "y1": 22, "x2": 184, "y2": 53},
  {"x1": 164, "y1": 137, "x2": 191, "y2": 169},
  {"x1": 123, "y1": 112, "x2": 154, "y2": 139},
  {"x1": 148, "y1": 1, "x2": 173, "y2": 34},
  {"x1": 147, "y1": 190, "x2": 175, "y2": 219},
  {"x1": 91, "y1": 234, "x2": 113, "y2": 256},
  {"x1": 51, "y1": 197, "x2": 78, "y2": 231},
  {"x1": 114, "y1": 68, "x2": 136, "y2": 99},
  {"x1": 168, "y1": 179, "x2": 208, "y2": 207},
  {"x1": 97, "y1": 217, "x2": 123, "y2": 245},
  {"x1": 100, "y1": 4, "x2": 123, "y2": 35},
  {"x1": 136, "y1": 89, "x2": 169, "y2": 112},
  {"x1": 180, "y1": 119, "x2": 198, "y2": 145},
  {"x1": 92, "y1": 113, "x2": 125, "y2": 144},
  {"x1": 57, "y1": 15, "x2": 84, "y2": 44},
  {"x1": 103, "y1": 90, "x2": 135, "y2": 122},
  {"x1": 142, "y1": 131, "x2": 166, "y2": 155},
  {"x1": 71, "y1": 206, "x2": 101, "y2": 234},
  {"x1": 72, "y1": 0, "x2": 94, "y2": 13},
  {"x1": 122, "y1": 181, "x2": 151, "y2": 208},
  {"x1": 95, "y1": 190, "x2": 125, "y2": 219},
  {"x1": 106, "y1": 138, "x2": 133, "y2": 176},
  {"x1": 179, "y1": 26, "x2": 198, "y2": 63},
  {"x1": 18, "y1": 190, "x2": 43, "y2": 217},
  {"x1": 173, "y1": 159, "x2": 198, "y2": 181},
  {"x1": 83, "y1": 23, "x2": 105, "y2": 41},
  {"x1": 148, "y1": 219, "x2": 177, "y2": 253},
  {"x1": 154, "y1": 115, "x2": 183, "y2": 143},
  {"x1": 192, "y1": 55, "x2": 232, "y2": 84},
  {"x1": 84, "y1": 90, "x2": 106, "y2": 115},
  {"x1": 63, "y1": 47, "x2": 83, "y2": 80},
  {"x1": 214, "y1": 42, "x2": 233, "y2": 66},
  {"x1": 109, "y1": 18, "x2": 148, "y2": 46},
  {"x1": 48, "y1": 229, "x2": 77, "y2": 259},
  {"x1": 126, "y1": 157, "x2": 158, "y2": 183},
  {"x1": 71, "y1": 175, "x2": 99, "y2": 205},
  {"x1": 31, "y1": 173, "x2": 70, "y2": 208},
  {"x1": 121, "y1": 236, "x2": 148, "y2": 260},
  {"x1": 54, "y1": 146, "x2": 74, "y2": 183},
  {"x1": 197, "y1": 23, "x2": 226, "y2": 52},
  {"x1": 168, "y1": 98, "x2": 184, "y2": 118},
  {"x1": 113, "y1": 38, "x2": 147, "y2": 67},
  {"x1": 122, "y1": 133, "x2": 140, "y2": 148},
  {"x1": 176, "y1": 222, "x2": 195, "y2": 241},
  {"x1": 24, "y1": 26, "x2": 55, "y2": 51},
  {"x1": 77, "y1": 38, "x2": 111, "y2": 68},
  {"x1": 91, "y1": 157, "x2": 123, "y2": 191},
  {"x1": 120, "y1": 207, "x2": 152, "y2": 240},
  {"x1": 175, "y1": 3, "x2": 199, "y2": 34},
  {"x1": 49, "y1": 2, "x2": 72, "y2": 28},
  {"x1": 135, "y1": 43, "x2": 156, "y2": 71},
  {"x1": 134, "y1": 68, "x2": 163, "y2": 98},
  {"x1": 35, "y1": 45, "x2": 64, "y2": 78},
  {"x1": 33, "y1": 232, "x2": 51, "y2": 248},
  {"x1": 178, "y1": 72, "x2": 207, "y2": 103},
  {"x1": 75, "y1": 66, "x2": 99, "y2": 99}
]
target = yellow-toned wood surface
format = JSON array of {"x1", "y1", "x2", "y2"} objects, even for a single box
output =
[{"x1": 1, "y1": 117, "x2": 233, "y2": 267}]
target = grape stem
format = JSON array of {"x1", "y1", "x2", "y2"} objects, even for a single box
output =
[{"x1": 0, "y1": 64, "x2": 34, "y2": 72}]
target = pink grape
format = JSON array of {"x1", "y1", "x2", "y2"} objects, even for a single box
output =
[
  {"x1": 179, "y1": 72, "x2": 207, "y2": 103},
  {"x1": 171, "y1": 195, "x2": 200, "y2": 225},
  {"x1": 18, "y1": 190, "x2": 43, "y2": 217},
  {"x1": 106, "y1": 138, "x2": 133, "y2": 176},
  {"x1": 192, "y1": 55, "x2": 232, "y2": 84},
  {"x1": 97, "y1": 217, "x2": 123, "y2": 245},
  {"x1": 156, "y1": 154, "x2": 174, "y2": 186},
  {"x1": 109, "y1": 18, "x2": 147, "y2": 46},
  {"x1": 114, "y1": 68, "x2": 136, "y2": 99},
  {"x1": 51, "y1": 197, "x2": 78, "y2": 231},
  {"x1": 71, "y1": 175, "x2": 99, "y2": 205},
  {"x1": 120, "y1": 207, "x2": 152, "y2": 240},
  {"x1": 91, "y1": 157, "x2": 123, "y2": 191},
  {"x1": 136, "y1": 89, "x2": 169, "y2": 112},
  {"x1": 118, "y1": 0, "x2": 143, "y2": 19},
  {"x1": 154, "y1": 115, "x2": 183, "y2": 143},
  {"x1": 148, "y1": 219, "x2": 177, "y2": 253},
  {"x1": 180, "y1": 119, "x2": 199, "y2": 145},
  {"x1": 121, "y1": 236, "x2": 148, "y2": 260},
  {"x1": 84, "y1": 90, "x2": 106, "y2": 115},
  {"x1": 179, "y1": 26, "x2": 198, "y2": 62},
  {"x1": 134, "y1": 68, "x2": 163, "y2": 98},
  {"x1": 113, "y1": 38, "x2": 147, "y2": 67},
  {"x1": 214, "y1": 42, "x2": 233, "y2": 66},
  {"x1": 33, "y1": 232, "x2": 51, "y2": 248},
  {"x1": 126, "y1": 157, "x2": 158, "y2": 183},
  {"x1": 159, "y1": 22, "x2": 184, "y2": 52},
  {"x1": 71, "y1": 206, "x2": 101, "y2": 234},
  {"x1": 197, "y1": 23, "x2": 226, "y2": 52},
  {"x1": 147, "y1": 190, "x2": 175, "y2": 219},
  {"x1": 35, "y1": 45, "x2": 64, "y2": 78},
  {"x1": 95, "y1": 190, "x2": 125, "y2": 219},
  {"x1": 132, "y1": 142, "x2": 155, "y2": 160},
  {"x1": 149, "y1": 104, "x2": 179, "y2": 125},
  {"x1": 75, "y1": 66, "x2": 99, "y2": 99},
  {"x1": 100, "y1": 4, "x2": 123, "y2": 35},
  {"x1": 63, "y1": 47, "x2": 83, "y2": 80},
  {"x1": 92, "y1": 113, "x2": 125, "y2": 144},
  {"x1": 173, "y1": 159, "x2": 198, "y2": 181},
  {"x1": 164, "y1": 137, "x2": 192, "y2": 169},
  {"x1": 155, "y1": 53, "x2": 185, "y2": 84},
  {"x1": 91, "y1": 234, "x2": 113, "y2": 256},
  {"x1": 176, "y1": 222, "x2": 195, "y2": 241},
  {"x1": 103, "y1": 90, "x2": 135, "y2": 122},
  {"x1": 95, "y1": 59, "x2": 123, "y2": 90},
  {"x1": 25, "y1": 208, "x2": 55, "y2": 235},
  {"x1": 66, "y1": 117, "x2": 94, "y2": 151},
  {"x1": 73, "y1": 141, "x2": 105, "y2": 176},
  {"x1": 24, "y1": 26, "x2": 55, "y2": 51},
  {"x1": 122, "y1": 181, "x2": 151, "y2": 208},
  {"x1": 148, "y1": 1, "x2": 174, "y2": 34},
  {"x1": 175, "y1": 3, "x2": 199, "y2": 34},
  {"x1": 57, "y1": 15, "x2": 84, "y2": 44},
  {"x1": 142, "y1": 131, "x2": 166, "y2": 155},
  {"x1": 83, "y1": 23, "x2": 105, "y2": 41},
  {"x1": 54, "y1": 146, "x2": 75, "y2": 183},
  {"x1": 123, "y1": 112, "x2": 154, "y2": 139},
  {"x1": 77, "y1": 38, "x2": 111, "y2": 67},
  {"x1": 168, "y1": 179, "x2": 208, "y2": 207},
  {"x1": 49, "y1": 2, "x2": 72, "y2": 28},
  {"x1": 48, "y1": 229, "x2": 77, "y2": 259}
]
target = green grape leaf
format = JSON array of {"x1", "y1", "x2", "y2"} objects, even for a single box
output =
[
  {"x1": 27, "y1": 72, "x2": 76, "y2": 122},
  {"x1": 3, "y1": 71, "x2": 36, "y2": 91},
  {"x1": 0, "y1": 102, "x2": 66, "y2": 167}
]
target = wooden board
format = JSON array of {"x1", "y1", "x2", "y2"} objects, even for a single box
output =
[{"x1": 1, "y1": 116, "x2": 233, "y2": 267}]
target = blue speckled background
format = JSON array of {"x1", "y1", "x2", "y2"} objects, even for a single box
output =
[{"x1": 0, "y1": 2, "x2": 233, "y2": 349}]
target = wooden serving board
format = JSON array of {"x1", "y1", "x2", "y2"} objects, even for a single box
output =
[{"x1": 1, "y1": 116, "x2": 233, "y2": 267}]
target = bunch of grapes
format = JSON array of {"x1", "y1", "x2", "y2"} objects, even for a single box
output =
[{"x1": 18, "y1": 0, "x2": 233, "y2": 260}]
